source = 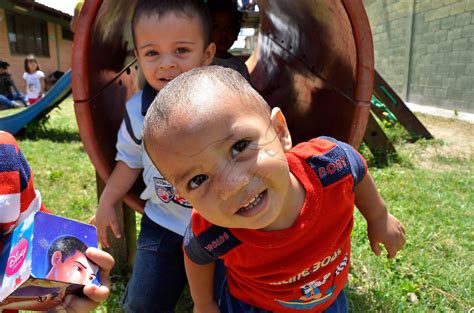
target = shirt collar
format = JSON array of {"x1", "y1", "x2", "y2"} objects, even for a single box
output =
[{"x1": 141, "y1": 82, "x2": 158, "y2": 116}]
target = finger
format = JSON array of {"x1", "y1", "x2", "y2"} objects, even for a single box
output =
[
  {"x1": 386, "y1": 247, "x2": 397, "y2": 259},
  {"x1": 83, "y1": 248, "x2": 114, "y2": 303},
  {"x1": 370, "y1": 240, "x2": 381, "y2": 256},
  {"x1": 82, "y1": 283, "x2": 110, "y2": 303},
  {"x1": 97, "y1": 226, "x2": 109, "y2": 248},
  {"x1": 109, "y1": 219, "x2": 122, "y2": 239},
  {"x1": 86, "y1": 247, "x2": 115, "y2": 273},
  {"x1": 89, "y1": 215, "x2": 96, "y2": 225}
]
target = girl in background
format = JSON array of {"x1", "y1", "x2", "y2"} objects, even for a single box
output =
[{"x1": 22, "y1": 54, "x2": 45, "y2": 105}]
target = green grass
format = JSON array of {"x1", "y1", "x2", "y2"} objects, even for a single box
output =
[{"x1": 13, "y1": 98, "x2": 473, "y2": 312}]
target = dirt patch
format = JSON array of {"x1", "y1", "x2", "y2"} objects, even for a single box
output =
[{"x1": 405, "y1": 114, "x2": 473, "y2": 170}]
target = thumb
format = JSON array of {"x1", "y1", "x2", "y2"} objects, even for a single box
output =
[{"x1": 370, "y1": 239, "x2": 381, "y2": 256}]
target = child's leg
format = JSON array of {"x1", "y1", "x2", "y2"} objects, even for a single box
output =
[{"x1": 122, "y1": 214, "x2": 187, "y2": 313}]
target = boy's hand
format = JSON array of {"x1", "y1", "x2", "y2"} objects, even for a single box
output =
[
  {"x1": 367, "y1": 212, "x2": 405, "y2": 258},
  {"x1": 53, "y1": 248, "x2": 114, "y2": 313},
  {"x1": 94, "y1": 204, "x2": 122, "y2": 248},
  {"x1": 194, "y1": 302, "x2": 220, "y2": 313}
]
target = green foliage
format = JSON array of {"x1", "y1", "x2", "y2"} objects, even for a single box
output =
[{"x1": 14, "y1": 98, "x2": 473, "y2": 312}]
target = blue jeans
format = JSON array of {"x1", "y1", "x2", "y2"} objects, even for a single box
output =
[
  {"x1": 122, "y1": 213, "x2": 226, "y2": 313},
  {"x1": 219, "y1": 281, "x2": 348, "y2": 313},
  {"x1": 0, "y1": 93, "x2": 27, "y2": 108}
]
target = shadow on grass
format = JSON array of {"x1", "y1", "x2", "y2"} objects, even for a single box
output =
[
  {"x1": 17, "y1": 127, "x2": 81, "y2": 142},
  {"x1": 346, "y1": 286, "x2": 386, "y2": 313}
]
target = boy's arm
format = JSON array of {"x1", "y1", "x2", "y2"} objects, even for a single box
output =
[
  {"x1": 184, "y1": 254, "x2": 220, "y2": 313},
  {"x1": 354, "y1": 172, "x2": 405, "y2": 258},
  {"x1": 95, "y1": 161, "x2": 141, "y2": 247}
]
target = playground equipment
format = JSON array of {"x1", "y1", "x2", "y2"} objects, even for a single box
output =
[{"x1": 0, "y1": 70, "x2": 72, "y2": 135}]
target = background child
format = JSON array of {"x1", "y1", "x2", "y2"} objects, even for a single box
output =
[
  {"x1": 143, "y1": 66, "x2": 406, "y2": 313},
  {"x1": 0, "y1": 60, "x2": 26, "y2": 109},
  {"x1": 92, "y1": 0, "x2": 218, "y2": 311},
  {"x1": 22, "y1": 54, "x2": 45, "y2": 105},
  {"x1": 208, "y1": 0, "x2": 250, "y2": 80},
  {"x1": 0, "y1": 130, "x2": 114, "y2": 312}
]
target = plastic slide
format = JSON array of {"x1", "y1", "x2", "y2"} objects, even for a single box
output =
[
  {"x1": 72, "y1": 0, "x2": 374, "y2": 212},
  {"x1": 0, "y1": 70, "x2": 72, "y2": 135}
]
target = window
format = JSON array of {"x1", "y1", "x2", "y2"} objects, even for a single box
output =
[
  {"x1": 6, "y1": 12, "x2": 50, "y2": 57},
  {"x1": 62, "y1": 27, "x2": 74, "y2": 41}
]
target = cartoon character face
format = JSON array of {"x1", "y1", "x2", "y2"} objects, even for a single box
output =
[
  {"x1": 146, "y1": 89, "x2": 304, "y2": 231},
  {"x1": 134, "y1": 12, "x2": 215, "y2": 91},
  {"x1": 47, "y1": 250, "x2": 98, "y2": 285}
]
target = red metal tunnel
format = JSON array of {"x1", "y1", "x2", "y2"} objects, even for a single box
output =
[{"x1": 72, "y1": 0, "x2": 374, "y2": 212}]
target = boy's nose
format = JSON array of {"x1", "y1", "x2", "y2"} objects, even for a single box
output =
[
  {"x1": 159, "y1": 56, "x2": 176, "y2": 70},
  {"x1": 217, "y1": 172, "x2": 249, "y2": 201}
]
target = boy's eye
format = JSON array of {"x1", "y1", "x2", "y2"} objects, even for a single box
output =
[
  {"x1": 145, "y1": 50, "x2": 158, "y2": 57},
  {"x1": 231, "y1": 140, "x2": 250, "y2": 157},
  {"x1": 188, "y1": 174, "x2": 208, "y2": 190},
  {"x1": 176, "y1": 47, "x2": 189, "y2": 54}
]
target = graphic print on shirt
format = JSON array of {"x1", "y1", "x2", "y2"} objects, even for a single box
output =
[
  {"x1": 153, "y1": 177, "x2": 192, "y2": 208},
  {"x1": 275, "y1": 254, "x2": 348, "y2": 310}
]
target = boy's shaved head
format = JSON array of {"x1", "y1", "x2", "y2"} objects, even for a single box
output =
[
  {"x1": 143, "y1": 66, "x2": 269, "y2": 151},
  {"x1": 132, "y1": 0, "x2": 212, "y2": 47}
]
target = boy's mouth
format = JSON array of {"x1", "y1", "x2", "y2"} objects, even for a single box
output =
[
  {"x1": 159, "y1": 77, "x2": 174, "y2": 82},
  {"x1": 236, "y1": 190, "x2": 267, "y2": 217}
]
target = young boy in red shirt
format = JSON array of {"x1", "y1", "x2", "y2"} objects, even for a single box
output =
[{"x1": 142, "y1": 66, "x2": 406, "y2": 313}]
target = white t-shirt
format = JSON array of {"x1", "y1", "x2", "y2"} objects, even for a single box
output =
[
  {"x1": 23, "y1": 70, "x2": 45, "y2": 99},
  {"x1": 115, "y1": 90, "x2": 192, "y2": 236}
]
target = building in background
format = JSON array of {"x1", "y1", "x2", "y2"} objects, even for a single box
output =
[
  {"x1": 0, "y1": 0, "x2": 72, "y2": 90},
  {"x1": 364, "y1": 0, "x2": 473, "y2": 113}
]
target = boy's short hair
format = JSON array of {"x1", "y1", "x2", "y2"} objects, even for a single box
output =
[
  {"x1": 47, "y1": 236, "x2": 88, "y2": 271},
  {"x1": 143, "y1": 66, "x2": 268, "y2": 142},
  {"x1": 132, "y1": 0, "x2": 212, "y2": 47}
]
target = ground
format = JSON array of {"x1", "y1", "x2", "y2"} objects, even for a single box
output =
[{"x1": 407, "y1": 114, "x2": 473, "y2": 170}]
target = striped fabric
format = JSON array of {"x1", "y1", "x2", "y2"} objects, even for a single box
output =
[{"x1": 0, "y1": 131, "x2": 45, "y2": 237}]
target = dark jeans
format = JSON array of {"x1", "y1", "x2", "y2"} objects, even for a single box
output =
[
  {"x1": 219, "y1": 281, "x2": 348, "y2": 313},
  {"x1": 122, "y1": 213, "x2": 225, "y2": 313},
  {"x1": 0, "y1": 93, "x2": 27, "y2": 108}
]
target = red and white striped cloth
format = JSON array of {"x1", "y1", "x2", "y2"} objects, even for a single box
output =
[{"x1": 0, "y1": 131, "x2": 46, "y2": 238}]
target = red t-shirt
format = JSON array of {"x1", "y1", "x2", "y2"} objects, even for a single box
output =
[{"x1": 184, "y1": 137, "x2": 367, "y2": 312}]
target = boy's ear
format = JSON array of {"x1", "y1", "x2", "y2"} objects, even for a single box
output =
[
  {"x1": 270, "y1": 107, "x2": 292, "y2": 152},
  {"x1": 203, "y1": 42, "x2": 216, "y2": 66},
  {"x1": 51, "y1": 251, "x2": 63, "y2": 266}
]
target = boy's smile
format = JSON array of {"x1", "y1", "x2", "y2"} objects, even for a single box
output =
[
  {"x1": 134, "y1": 13, "x2": 215, "y2": 91},
  {"x1": 146, "y1": 89, "x2": 305, "y2": 231}
]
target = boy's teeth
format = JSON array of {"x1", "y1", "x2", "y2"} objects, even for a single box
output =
[{"x1": 239, "y1": 192, "x2": 263, "y2": 213}]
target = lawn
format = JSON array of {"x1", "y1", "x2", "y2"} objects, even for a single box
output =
[{"x1": 11, "y1": 98, "x2": 473, "y2": 312}]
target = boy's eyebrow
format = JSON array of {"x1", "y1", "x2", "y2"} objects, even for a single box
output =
[
  {"x1": 73, "y1": 261, "x2": 88, "y2": 269},
  {"x1": 138, "y1": 40, "x2": 198, "y2": 50}
]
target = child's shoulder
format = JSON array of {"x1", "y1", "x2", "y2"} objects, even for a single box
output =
[{"x1": 290, "y1": 136, "x2": 341, "y2": 159}]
